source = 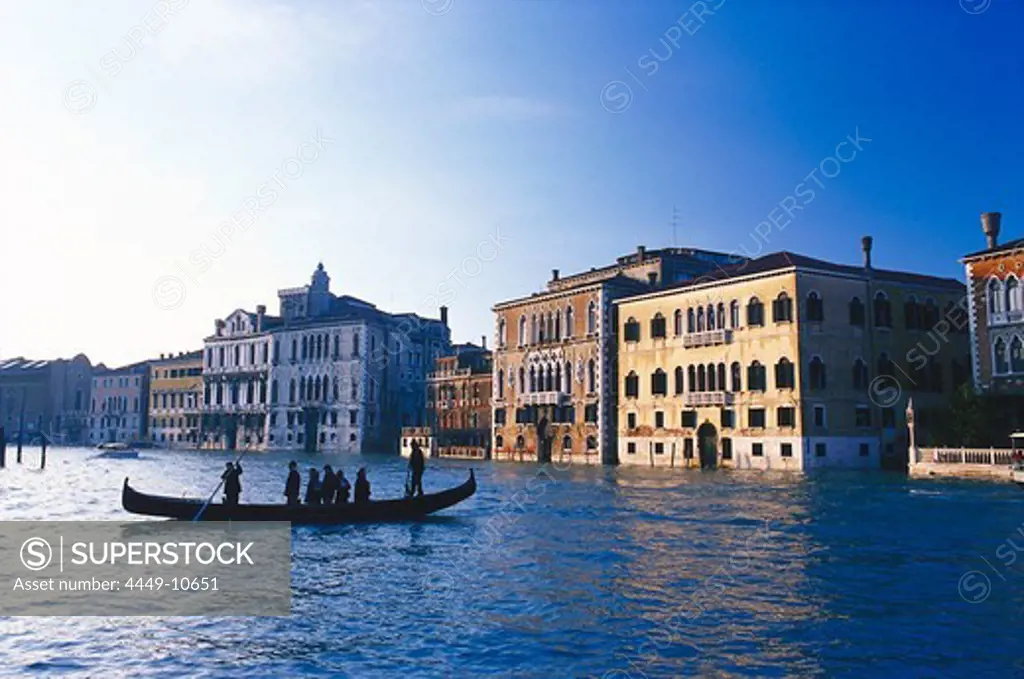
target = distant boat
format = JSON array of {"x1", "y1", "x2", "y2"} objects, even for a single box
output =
[
  {"x1": 95, "y1": 442, "x2": 140, "y2": 460},
  {"x1": 1012, "y1": 433, "x2": 1024, "y2": 485},
  {"x1": 121, "y1": 471, "x2": 477, "y2": 524}
]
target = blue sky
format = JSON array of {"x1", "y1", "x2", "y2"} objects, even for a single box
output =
[{"x1": 1, "y1": 0, "x2": 1021, "y2": 366}]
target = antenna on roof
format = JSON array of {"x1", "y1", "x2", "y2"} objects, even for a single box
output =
[{"x1": 671, "y1": 205, "x2": 679, "y2": 247}]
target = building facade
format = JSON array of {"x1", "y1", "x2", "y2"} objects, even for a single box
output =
[
  {"x1": 616, "y1": 241, "x2": 969, "y2": 471},
  {"x1": 491, "y1": 246, "x2": 740, "y2": 465},
  {"x1": 425, "y1": 341, "x2": 492, "y2": 458},
  {"x1": 0, "y1": 355, "x2": 93, "y2": 444},
  {"x1": 202, "y1": 263, "x2": 450, "y2": 453},
  {"x1": 962, "y1": 212, "x2": 1024, "y2": 393},
  {"x1": 149, "y1": 351, "x2": 203, "y2": 448},
  {"x1": 89, "y1": 362, "x2": 151, "y2": 445}
]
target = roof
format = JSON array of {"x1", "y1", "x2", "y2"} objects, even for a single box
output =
[
  {"x1": 616, "y1": 250, "x2": 964, "y2": 302},
  {"x1": 963, "y1": 238, "x2": 1024, "y2": 261},
  {"x1": 0, "y1": 358, "x2": 51, "y2": 373},
  {"x1": 93, "y1": 360, "x2": 151, "y2": 375},
  {"x1": 494, "y1": 273, "x2": 653, "y2": 310}
]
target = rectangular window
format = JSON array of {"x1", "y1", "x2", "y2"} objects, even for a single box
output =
[
  {"x1": 654, "y1": 442, "x2": 664, "y2": 455},
  {"x1": 684, "y1": 438, "x2": 694, "y2": 459},
  {"x1": 494, "y1": 408, "x2": 506, "y2": 425},
  {"x1": 627, "y1": 413, "x2": 637, "y2": 430},
  {"x1": 855, "y1": 406, "x2": 872, "y2": 427},
  {"x1": 721, "y1": 438, "x2": 733, "y2": 460},
  {"x1": 627, "y1": 442, "x2": 636, "y2": 454},
  {"x1": 781, "y1": 443, "x2": 793, "y2": 458},
  {"x1": 655, "y1": 411, "x2": 664, "y2": 429},
  {"x1": 813, "y1": 405, "x2": 826, "y2": 427},
  {"x1": 860, "y1": 443, "x2": 871, "y2": 457},
  {"x1": 752, "y1": 442, "x2": 764, "y2": 457},
  {"x1": 681, "y1": 410, "x2": 697, "y2": 428},
  {"x1": 350, "y1": 410, "x2": 358, "y2": 426},
  {"x1": 815, "y1": 442, "x2": 827, "y2": 457},
  {"x1": 777, "y1": 407, "x2": 796, "y2": 428},
  {"x1": 585, "y1": 404, "x2": 598, "y2": 423},
  {"x1": 720, "y1": 409, "x2": 735, "y2": 429},
  {"x1": 749, "y1": 408, "x2": 766, "y2": 429}
]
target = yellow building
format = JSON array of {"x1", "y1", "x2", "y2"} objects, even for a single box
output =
[
  {"x1": 149, "y1": 351, "x2": 204, "y2": 448},
  {"x1": 615, "y1": 241, "x2": 969, "y2": 471}
]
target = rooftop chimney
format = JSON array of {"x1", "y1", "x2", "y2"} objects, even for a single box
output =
[
  {"x1": 481, "y1": 335, "x2": 487, "y2": 350},
  {"x1": 440, "y1": 306, "x2": 449, "y2": 326},
  {"x1": 215, "y1": 319, "x2": 225, "y2": 337},
  {"x1": 160, "y1": 353, "x2": 165, "y2": 360},
  {"x1": 256, "y1": 304, "x2": 266, "y2": 332},
  {"x1": 552, "y1": 268, "x2": 559, "y2": 281},
  {"x1": 982, "y1": 212, "x2": 1002, "y2": 250},
  {"x1": 861, "y1": 236, "x2": 873, "y2": 271},
  {"x1": 637, "y1": 245, "x2": 646, "y2": 262}
]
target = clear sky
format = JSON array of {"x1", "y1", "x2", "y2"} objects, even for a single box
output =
[{"x1": 1, "y1": 0, "x2": 1021, "y2": 367}]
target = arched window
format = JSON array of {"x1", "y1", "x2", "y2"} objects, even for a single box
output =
[
  {"x1": 775, "y1": 358, "x2": 795, "y2": 389},
  {"x1": 299, "y1": 376, "x2": 306, "y2": 401},
  {"x1": 674, "y1": 366, "x2": 685, "y2": 395},
  {"x1": 289, "y1": 379, "x2": 296, "y2": 404},
  {"x1": 730, "y1": 362, "x2": 742, "y2": 392},
  {"x1": 651, "y1": 369, "x2": 667, "y2": 396},
  {"x1": 809, "y1": 357, "x2": 827, "y2": 390},
  {"x1": 516, "y1": 435, "x2": 525, "y2": 449},
  {"x1": 852, "y1": 359, "x2": 869, "y2": 389},
  {"x1": 772, "y1": 292, "x2": 793, "y2": 322},
  {"x1": 555, "y1": 363, "x2": 562, "y2": 392},
  {"x1": 1008, "y1": 277, "x2": 1020, "y2": 312},
  {"x1": 849, "y1": 297, "x2": 866, "y2": 326},
  {"x1": 587, "y1": 301, "x2": 597, "y2": 335},
  {"x1": 270, "y1": 380, "x2": 279, "y2": 404},
  {"x1": 518, "y1": 316, "x2": 527, "y2": 346},
  {"x1": 565, "y1": 306, "x2": 574, "y2": 338},
  {"x1": 995, "y1": 338, "x2": 1009, "y2": 374},
  {"x1": 717, "y1": 303, "x2": 726, "y2": 330},
  {"x1": 352, "y1": 332, "x2": 360, "y2": 357},
  {"x1": 563, "y1": 435, "x2": 572, "y2": 451},
  {"x1": 498, "y1": 370, "x2": 505, "y2": 398},
  {"x1": 877, "y1": 352, "x2": 894, "y2": 377},
  {"x1": 566, "y1": 361, "x2": 573, "y2": 392},
  {"x1": 687, "y1": 308, "x2": 696, "y2": 333},
  {"x1": 624, "y1": 371, "x2": 639, "y2": 398},
  {"x1": 696, "y1": 307, "x2": 705, "y2": 332},
  {"x1": 545, "y1": 364, "x2": 554, "y2": 391},
  {"x1": 538, "y1": 314, "x2": 546, "y2": 344},
  {"x1": 989, "y1": 278, "x2": 1003, "y2": 314},
  {"x1": 555, "y1": 310, "x2": 562, "y2": 341},
  {"x1": 747, "y1": 297, "x2": 764, "y2": 327},
  {"x1": 923, "y1": 298, "x2": 940, "y2": 327},
  {"x1": 301, "y1": 336, "x2": 308, "y2": 360},
  {"x1": 706, "y1": 304, "x2": 716, "y2": 331},
  {"x1": 730, "y1": 300, "x2": 741, "y2": 328},
  {"x1": 586, "y1": 436, "x2": 597, "y2": 451},
  {"x1": 806, "y1": 292, "x2": 824, "y2": 322},
  {"x1": 496, "y1": 435, "x2": 504, "y2": 449},
  {"x1": 697, "y1": 365, "x2": 707, "y2": 392},
  {"x1": 706, "y1": 363, "x2": 717, "y2": 391},
  {"x1": 674, "y1": 309, "x2": 684, "y2": 336},
  {"x1": 1013, "y1": 337, "x2": 1024, "y2": 373},
  {"x1": 333, "y1": 335, "x2": 339, "y2": 358},
  {"x1": 874, "y1": 292, "x2": 892, "y2": 327},
  {"x1": 904, "y1": 295, "x2": 921, "y2": 330},
  {"x1": 587, "y1": 359, "x2": 596, "y2": 393},
  {"x1": 688, "y1": 365, "x2": 697, "y2": 392},
  {"x1": 717, "y1": 363, "x2": 726, "y2": 391},
  {"x1": 498, "y1": 319, "x2": 507, "y2": 347},
  {"x1": 529, "y1": 366, "x2": 537, "y2": 392},
  {"x1": 747, "y1": 361, "x2": 766, "y2": 391},
  {"x1": 624, "y1": 317, "x2": 641, "y2": 342},
  {"x1": 651, "y1": 313, "x2": 666, "y2": 339}
]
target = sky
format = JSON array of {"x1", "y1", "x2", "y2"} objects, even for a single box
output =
[{"x1": 1, "y1": 0, "x2": 1021, "y2": 367}]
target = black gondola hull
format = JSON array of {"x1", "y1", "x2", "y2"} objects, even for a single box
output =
[{"x1": 121, "y1": 471, "x2": 476, "y2": 524}]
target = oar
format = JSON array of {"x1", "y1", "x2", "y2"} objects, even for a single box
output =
[{"x1": 193, "y1": 449, "x2": 249, "y2": 522}]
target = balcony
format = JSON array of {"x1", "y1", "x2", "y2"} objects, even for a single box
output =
[
  {"x1": 990, "y1": 311, "x2": 1024, "y2": 326},
  {"x1": 683, "y1": 391, "x2": 734, "y2": 407},
  {"x1": 683, "y1": 329, "x2": 732, "y2": 348},
  {"x1": 517, "y1": 391, "x2": 571, "y2": 406},
  {"x1": 203, "y1": 403, "x2": 268, "y2": 414}
]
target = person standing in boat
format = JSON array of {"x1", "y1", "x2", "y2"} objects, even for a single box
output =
[
  {"x1": 354, "y1": 468, "x2": 371, "y2": 504},
  {"x1": 321, "y1": 465, "x2": 339, "y2": 504},
  {"x1": 222, "y1": 462, "x2": 243, "y2": 506},
  {"x1": 305, "y1": 467, "x2": 321, "y2": 505},
  {"x1": 408, "y1": 440, "x2": 426, "y2": 497},
  {"x1": 337, "y1": 470, "x2": 351, "y2": 504},
  {"x1": 284, "y1": 461, "x2": 301, "y2": 505}
]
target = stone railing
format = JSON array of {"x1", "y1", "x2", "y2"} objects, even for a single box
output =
[
  {"x1": 517, "y1": 391, "x2": 571, "y2": 406},
  {"x1": 917, "y1": 447, "x2": 1014, "y2": 466},
  {"x1": 683, "y1": 391, "x2": 735, "y2": 407},
  {"x1": 683, "y1": 329, "x2": 732, "y2": 349}
]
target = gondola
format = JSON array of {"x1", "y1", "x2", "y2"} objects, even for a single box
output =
[{"x1": 121, "y1": 470, "x2": 476, "y2": 524}]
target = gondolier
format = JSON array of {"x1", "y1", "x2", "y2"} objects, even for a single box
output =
[{"x1": 408, "y1": 440, "x2": 426, "y2": 497}]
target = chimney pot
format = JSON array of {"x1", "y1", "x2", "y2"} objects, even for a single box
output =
[
  {"x1": 481, "y1": 335, "x2": 487, "y2": 350},
  {"x1": 982, "y1": 212, "x2": 1002, "y2": 249},
  {"x1": 861, "y1": 236, "x2": 873, "y2": 270},
  {"x1": 552, "y1": 268, "x2": 559, "y2": 281},
  {"x1": 637, "y1": 245, "x2": 646, "y2": 262},
  {"x1": 440, "y1": 306, "x2": 449, "y2": 326}
]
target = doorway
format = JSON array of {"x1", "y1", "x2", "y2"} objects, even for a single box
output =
[{"x1": 697, "y1": 422, "x2": 718, "y2": 469}]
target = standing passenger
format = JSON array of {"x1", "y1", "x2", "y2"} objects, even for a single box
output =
[
  {"x1": 322, "y1": 465, "x2": 339, "y2": 504},
  {"x1": 305, "y1": 468, "x2": 321, "y2": 505},
  {"x1": 337, "y1": 470, "x2": 351, "y2": 504},
  {"x1": 354, "y1": 468, "x2": 371, "y2": 504},
  {"x1": 284, "y1": 461, "x2": 301, "y2": 505}
]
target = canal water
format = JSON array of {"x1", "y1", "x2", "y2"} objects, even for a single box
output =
[{"x1": 0, "y1": 446, "x2": 1023, "y2": 678}]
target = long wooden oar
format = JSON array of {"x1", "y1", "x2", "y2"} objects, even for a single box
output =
[{"x1": 193, "y1": 448, "x2": 250, "y2": 522}]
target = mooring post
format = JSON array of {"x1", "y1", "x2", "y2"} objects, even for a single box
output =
[
  {"x1": 40, "y1": 433, "x2": 47, "y2": 470},
  {"x1": 0, "y1": 425, "x2": 6, "y2": 468},
  {"x1": 16, "y1": 388, "x2": 25, "y2": 464}
]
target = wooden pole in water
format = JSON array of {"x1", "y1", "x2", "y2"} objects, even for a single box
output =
[
  {"x1": 40, "y1": 432, "x2": 47, "y2": 470},
  {"x1": 16, "y1": 387, "x2": 25, "y2": 464}
]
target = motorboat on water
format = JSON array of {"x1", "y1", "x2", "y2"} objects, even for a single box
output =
[
  {"x1": 95, "y1": 442, "x2": 140, "y2": 460},
  {"x1": 1011, "y1": 433, "x2": 1024, "y2": 485}
]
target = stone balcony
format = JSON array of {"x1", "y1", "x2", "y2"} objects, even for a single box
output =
[
  {"x1": 203, "y1": 403, "x2": 268, "y2": 414},
  {"x1": 683, "y1": 391, "x2": 734, "y2": 407},
  {"x1": 990, "y1": 310, "x2": 1024, "y2": 326},
  {"x1": 516, "y1": 391, "x2": 572, "y2": 406},
  {"x1": 683, "y1": 329, "x2": 733, "y2": 348}
]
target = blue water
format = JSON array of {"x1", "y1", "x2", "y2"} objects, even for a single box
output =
[{"x1": 1, "y1": 446, "x2": 1023, "y2": 678}]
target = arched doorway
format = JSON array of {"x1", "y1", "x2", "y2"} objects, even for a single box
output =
[
  {"x1": 697, "y1": 422, "x2": 718, "y2": 469},
  {"x1": 536, "y1": 416, "x2": 552, "y2": 463}
]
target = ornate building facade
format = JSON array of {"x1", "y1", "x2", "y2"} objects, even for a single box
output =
[
  {"x1": 202, "y1": 264, "x2": 450, "y2": 453},
  {"x1": 425, "y1": 341, "x2": 492, "y2": 458},
  {"x1": 962, "y1": 212, "x2": 1024, "y2": 393},
  {"x1": 149, "y1": 351, "x2": 203, "y2": 448},
  {"x1": 616, "y1": 241, "x2": 969, "y2": 470},
  {"x1": 89, "y1": 361, "x2": 151, "y2": 445},
  {"x1": 491, "y1": 246, "x2": 740, "y2": 465}
]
